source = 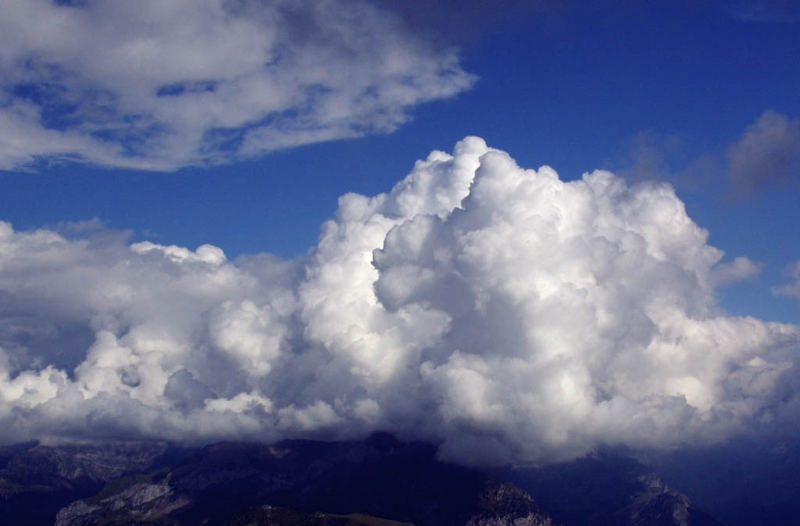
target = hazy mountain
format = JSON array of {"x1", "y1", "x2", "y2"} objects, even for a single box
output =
[
  {"x1": 498, "y1": 451, "x2": 725, "y2": 526},
  {"x1": 0, "y1": 434, "x2": 734, "y2": 526},
  {"x1": 641, "y1": 437, "x2": 800, "y2": 526}
]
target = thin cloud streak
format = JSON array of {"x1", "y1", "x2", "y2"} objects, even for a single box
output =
[{"x1": 726, "y1": 0, "x2": 800, "y2": 23}]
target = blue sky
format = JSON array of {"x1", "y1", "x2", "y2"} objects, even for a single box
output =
[
  {"x1": 2, "y1": 0, "x2": 798, "y2": 322},
  {"x1": 1, "y1": 0, "x2": 800, "y2": 459}
]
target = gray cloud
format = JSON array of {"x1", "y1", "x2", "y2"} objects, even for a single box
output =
[
  {"x1": 728, "y1": 110, "x2": 800, "y2": 196},
  {"x1": 371, "y1": 0, "x2": 551, "y2": 46},
  {"x1": 0, "y1": 138, "x2": 797, "y2": 465},
  {"x1": 0, "y1": 0, "x2": 474, "y2": 171},
  {"x1": 612, "y1": 112, "x2": 800, "y2": 198}
]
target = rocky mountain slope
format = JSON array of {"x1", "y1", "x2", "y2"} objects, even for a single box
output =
[{"x1": 0, "y1": 441, "x2": 174, "y2": 525}]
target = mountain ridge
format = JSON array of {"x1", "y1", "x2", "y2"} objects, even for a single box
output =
[{"x1": 1, "y1": 434, "x2": 726, "y2": 526}]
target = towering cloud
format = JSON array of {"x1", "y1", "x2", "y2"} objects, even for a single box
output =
[
  {"x1": 0, "y1": 0, "x2": 473, "y2": 171},
  {"x1": 0, "y1": 138, "x2": 797, "y2": 465}
]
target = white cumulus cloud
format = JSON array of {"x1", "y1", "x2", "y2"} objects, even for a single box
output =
[
  {"x1": 0, "y1": 0, "x2": 474, "y2": 171},
  {"x1": 0, "y1": 138, "x2": 798, "y2": 465}
]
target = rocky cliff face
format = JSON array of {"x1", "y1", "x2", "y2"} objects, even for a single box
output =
[
  {"x1": 465, "y1": 481, "x2": 555, "y2": 526},
  {"x1": 54, "y1": 481, "x2": 191, "y2": 526}
]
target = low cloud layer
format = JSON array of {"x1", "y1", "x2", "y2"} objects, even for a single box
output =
[
  {"x1": 1, "y1": 138, "x2": 798, "y2": 465},
  {"x1": 0, "y1": 0, "x2": 473, "y2": 171}
]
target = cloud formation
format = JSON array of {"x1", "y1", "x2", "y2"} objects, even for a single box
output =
[
  {"x1": 728, "y1": 110, "x2": 800, "y2": 196},
  {"x1": 0, "y1": 0, "x2": 473, "y2": 171},
  {"x1": 0, "y1": 138, "x2": 798, "y2": 465}
]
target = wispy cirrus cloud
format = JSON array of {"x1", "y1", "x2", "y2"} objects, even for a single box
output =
[
  {"x1": 726, "y1": 0, "x2": 800, "y2": 23},
  {"x1": 0, "y1": 0, "x2": 474, "y2": 171}
]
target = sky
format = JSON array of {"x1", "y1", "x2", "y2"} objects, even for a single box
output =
[{"x1": 0, "y1": 0, "x2": 799, "y2": 466}]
